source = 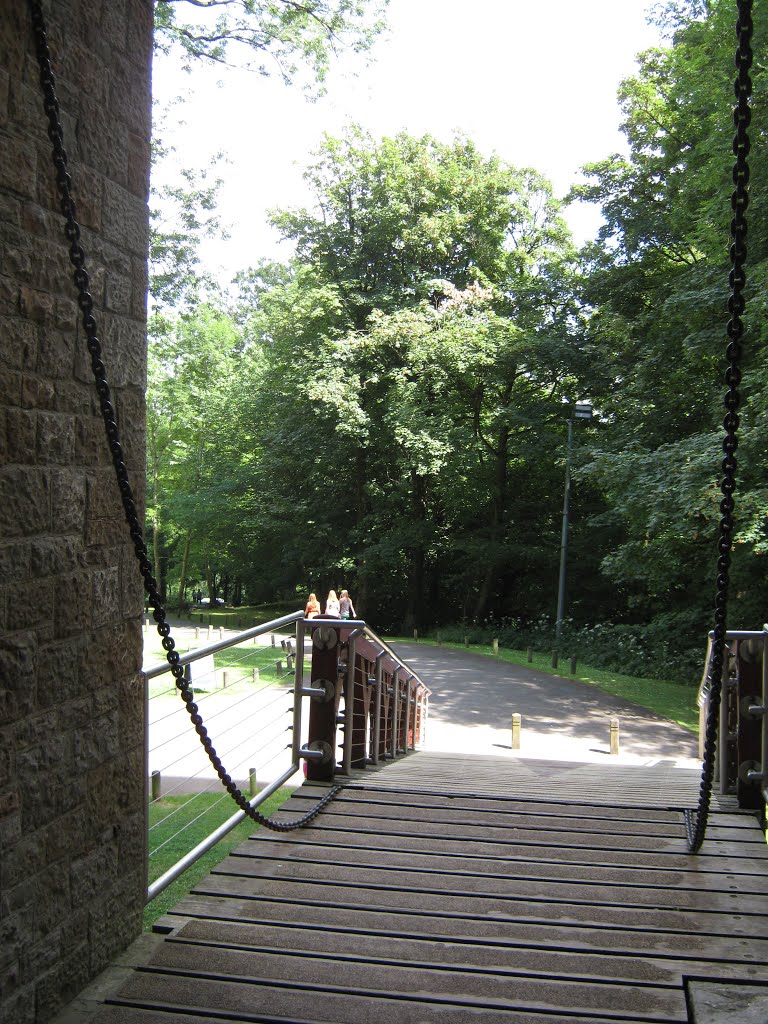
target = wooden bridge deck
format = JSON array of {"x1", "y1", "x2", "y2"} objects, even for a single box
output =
[{"x1": 83, "y1": 753, "x2": 768, "y2": 1024}]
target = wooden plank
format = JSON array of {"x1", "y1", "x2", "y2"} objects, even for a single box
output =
[
  {"x1": 169, "y1": 894, "x2": 768, "y2": 964},
  {"x1": 190, "y1": 874, "x2": 768, "y2": 937},
  {"x1": 98, "y1": 753, "x2": 766, "y2": 1024},
  {"x1": 226, "y1": 840, "x2": 768, "y2": 894}
]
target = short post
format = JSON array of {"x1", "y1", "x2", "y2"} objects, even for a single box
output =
[
  {"x1": 511, "y1": 712, "x2": 521, "y2": 750},
  {"x1": 610, "y1": 717, "x2": 620, "y2": 755},
  {"x1": 413, "y1": 629, "x2": 418, "y2": 641},
  {"x1": 527, "y1": 647, "x2": 533, "y2": 663},
  {"x1": 271, "y1": 634, "x2": 276, "y2": 647},
  {"x1": 238, "y1": 616, "x2": 244, "y2": 629},
  {"x1": 276, "y1": 660, "x2": 283, "y2": 676},
  {"x1": 207, "y1": 625, "x2": 212, "y2": 640},
  {"x1": 144, "y1": 617, "x2": 149, "y2": 632},
  {"x1": 437, "y1": 631, "x2": 442, "y2": 645},
  {"x1": 252, "y1": 667, "x2": 260, "y2": 684},
  {"x1": 222, "y1": 670, "x2": 229, "y2": 688},
  {"x1": 570, "y1": 654, "x2": 577, "y2": 675},
  {"x1": 218, "y1": 626, "x2": 224, "y2": 640},
  {"x1": 551, "y1": 649, "x2": 558, "y2": 669},
  {"x1": 195, "y1": 626, "x2": 200, "y2": 639},
  {"x1": 151, "y1": 770, "x2": 161, "y2": 801},
  {"x1": 248, "y1": 767, "x2": 257, "y2": 798},
  {"x1": 464, "y1": 635, "x2": 469, "y2": 647},
  {"x1": 493, "y1": 638, "x2": 499, "y2": 655}
]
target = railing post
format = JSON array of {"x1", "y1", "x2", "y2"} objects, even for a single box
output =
[
  {"x1": 290, "y1": 618, "x2": 306, "y2": 766},
  {"x1": 404, "y1": 673, "x2": 413, "y2": 751},
  {"x1": 372, "y1": 652, "x2": 385, "y2": 764},
  {"x1": 390, "y1": 669, "x2": 400, "y2": 759},
  {"x1": 341, "y1": 629, "x2": 362, "y2": 775},
  {"x1": 735, "y1": 634, "x2": 764, "y2": 809},
  {"x1": 306, "y1": 621, "x2": 340, "y2": 781}
]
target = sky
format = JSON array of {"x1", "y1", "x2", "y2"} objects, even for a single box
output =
[{"x1": 151, "y1": 0, "x2": 665, "y2": 283}]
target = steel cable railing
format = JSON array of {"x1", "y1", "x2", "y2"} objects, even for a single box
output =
[{"x1": 144, "y1": 612, "x2": 429, "y2": 903}]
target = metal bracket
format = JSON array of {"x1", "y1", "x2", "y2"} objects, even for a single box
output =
[
  {"x1": 740, "y1": 695, "x2": 765, "y2": 720},
  {"x1": 739, "y1": 759, "x2": 763, "y2": 785},
  {"x1": 312, "y1": 626, "x2": 338, "y2": 650},
  {"x1": 300, "y1": 740, "x2": 334, "y2": 765},
  {"x1": 301, "y1": 678, "x2": 335, "y2": 704}
]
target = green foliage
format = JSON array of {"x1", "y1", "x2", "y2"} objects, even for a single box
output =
[{"x1": 153, "y1": 0, "x2": 388, "y2": 86}]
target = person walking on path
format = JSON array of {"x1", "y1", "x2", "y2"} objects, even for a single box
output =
[
  {"x1": 339, "y1": 589, "x2": 356, "y2": 620},
  {"x1": 325, "y1": 590, "x2": 341, "y2": 617},
  {"x1": 304, "y1": 593, "x2": 321, "y2": 618}
]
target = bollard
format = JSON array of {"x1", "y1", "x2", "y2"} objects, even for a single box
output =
[
  {"x1": 276, "y1": 660, "x2": 283, "y2": 676},
  {"x1": 222, "y1": 670, "x2": 229, "y2": 688},
  {"x1": 413, "y1": 629, "x2": 418, "y2": 641},
  {"x1": 252, "y1": 667, "x2": 260, "y2": 684},
  {"x1": 464, "y1": 635, "x2": 469, "y2": 647},
  {"x1": 527, "y1": 647, "x2": 533, "y2": 663},
  {"x1": 570, "y1": 654, "x2": 578, "y2": 675},
  {"x1": 195, "y1": 626, "x2": 200, "y2": 639},
  {"x1": 207, "y1": 625, "x2": 212, "y2": 640},
  {"x1": 144, "y1": 617, "x2": 149, "y2": 632},
  {"x1": 511, "y1": 712, "x2": 521, "y2": 750},
  {"x1": 151, "y1": 770, "x2": 161, "y2": 801},
  {"x1": 271, "y1": 634, "x2": 276, "y2": 647},
  {"x1": 492, "y1": 638, "x2": 499, "y2": 655},
  {"x1": 437, "y1": 631, "x2": 442, "y2": 645},
  {"x1": 610, "y1": 718, "x2": 620, "y2": 755},
  {"x1": 249, "y1": 767, "x2": 258, "y2": 798},
  {"x1": 551, "y1": 650, "x2": 558, "y2": 669},
  {"x1": 218, "y1": 626, "x2": 224, "y2": 640}
]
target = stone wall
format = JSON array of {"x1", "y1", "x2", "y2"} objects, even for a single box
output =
[{"x1": 0, "y1": 2, "x2": 153, "y2": 1020}]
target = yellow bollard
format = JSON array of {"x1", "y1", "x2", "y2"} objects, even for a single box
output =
[
  {"x1": 492, "y1": 638, "x2": 499, "y2": 655},
  {"x1": 610, "y1": 718, "x2": 620, "y2": 755},
  {"x1": 511, "y1": 713, "x2": 521, "y2": 750}
]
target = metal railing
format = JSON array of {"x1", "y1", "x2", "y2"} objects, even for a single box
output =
[
  {"x1": 143, "y1": 612, "x2": 429, "y2": 902},
  {"x1": 697, "y1": 626, "x2": 768, "y2": 804}
]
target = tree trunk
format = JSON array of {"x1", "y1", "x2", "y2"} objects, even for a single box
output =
[{"x1": 177, "y1": 533, "x2": 191, "y2": 608}]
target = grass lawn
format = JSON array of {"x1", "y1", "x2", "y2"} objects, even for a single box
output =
[
  {"x1": 145, "y1": 787, "x2": 291, "y2": 930},
  {"x1": 388, "y1": 637, "x2": 700, "y2": 734}
]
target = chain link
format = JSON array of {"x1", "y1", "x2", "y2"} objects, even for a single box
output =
[
  {"x1": 685, "y1": 0, "x2": 752, "y2": 852},
  {"x1": 28, "y1": 0, "x2": 340, "y2": 832}
]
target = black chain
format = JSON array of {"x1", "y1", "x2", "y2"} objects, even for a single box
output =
[
  {"x1": 28, "y1": 0, "x2": 339, "y2": 833},
  {"x1": 685, "y1": 0, "x2": 752, "y2": 852}
]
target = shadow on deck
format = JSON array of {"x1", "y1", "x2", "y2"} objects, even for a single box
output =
[{"x1": 56, "y1": 751, "x2": 768, "y2": 1024}]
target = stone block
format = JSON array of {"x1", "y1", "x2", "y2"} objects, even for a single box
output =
[
  {"x1": 0, "y1": 633, "x2": 38, "y2": 706},
  {"x1": 36, "y1": 639, "x2": 83, "y2": 708},
  {"x1": 5, "y1": 579, "x2": 53, "y2": 635},
  {"x1": 0, "y1": 369, "x2": 22, "y2": 406},
  {"x1": 0, "y1": 827, "x2": 44, "y2": 891},
  {"x1": 126, "y1": 131, "x2": 150, "y2": 200},
  {"x1": 0, "y1": 315, "x2": 37, "y2": 371},
  {"x1": 21, "y1": 374, "x2": 56, "y2": 410},
  {"x1": 18, "y1": 285, "x2": 55, "y2": 325},
  {"x1": 54, "y1": 571, "x2": 91, "y2": 639},
  {"x1": 30, "y1": 536, "x2": 81, "y2": 578},
  {"x1": 51, "y1": 467, "x2": 86, "y2": 536},
  {"x1": 101, "y1": 179, "x2": 148, "y2": 259},
  {"x1": 37, "y1": 328, "x2": 77, "y2": 385},
  {"x1": 37, "y1": 412, "x2": 76, "y2": 466},
  {"x1": 0, "y1": 986, "x2": 34, "y2": 1024},
  {"x1": 70, "y1": 839, "x2": 118, "y2": 906},
  {"x1": 0, "y1": 467, "x2": 51, "y2": 538},
  {"x1": 91, "y1": 566, "x2": 120, "y2": 629},
  {"x1": 73, "y1": 709, "x2": 119, "y2": 772},
  {"x1": 0, "y1": 959, "x2": 20, "y2": 1002},
  {"x1": 34, "y1": 952, "x2": 93, "y2": 1024},
  {"x1": 0, "y1": 136, "x2": 36, "y2": 200},
  {"x1": 0, "y1": 69, "x2": 9, "y2": 129},
  {"x1": 5, "y1": 408, "x2": 36, "y2": 462},
  {"x1": 0, "y1": 808, "x2": 21, "y2": 847}
]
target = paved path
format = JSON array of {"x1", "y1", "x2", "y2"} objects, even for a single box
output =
[{"x1": 389, "y1": 642, "x2": 700, "y2": 769}]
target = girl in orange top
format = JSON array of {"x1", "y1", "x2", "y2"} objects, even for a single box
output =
[{"x1": 304, "y1": 593, "x2": 321, "y2": 618}]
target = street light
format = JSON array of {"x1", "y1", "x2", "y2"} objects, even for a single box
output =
[{"x1": 555, "y1": 402, "x2": 593, "y2": 643}]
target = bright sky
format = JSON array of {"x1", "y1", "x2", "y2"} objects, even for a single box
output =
[{"x1": 151, "y1": 0, "x2": 664, "y2": 283}]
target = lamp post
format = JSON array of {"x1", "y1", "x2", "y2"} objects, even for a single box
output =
[{"x1": 555, "y1": 402, "x2": 592, "y2": 643}]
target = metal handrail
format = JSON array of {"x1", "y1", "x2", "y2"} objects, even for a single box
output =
[{"x1": 144, "y1": 610, "x2": 429, "y2": 902}]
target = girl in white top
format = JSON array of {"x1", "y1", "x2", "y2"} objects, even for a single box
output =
[{"x1": 325, "y1": 589, "x2": 341, "y2": 617}]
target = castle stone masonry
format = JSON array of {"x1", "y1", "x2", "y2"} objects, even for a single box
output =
[{"x1": 1, "y1": 2, "x2": 153, "y2": 1020}]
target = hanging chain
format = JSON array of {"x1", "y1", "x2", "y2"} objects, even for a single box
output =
[
  {"x1": 685, "y1": 0, "x2": 752, "y2": 853},
  {"x1": 28, "y1": 0, "x2": 339, "y2": 832}
]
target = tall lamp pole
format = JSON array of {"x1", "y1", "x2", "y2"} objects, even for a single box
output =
[{"x1": 555, "y1": 403, "x2": 592, "y2": 642}]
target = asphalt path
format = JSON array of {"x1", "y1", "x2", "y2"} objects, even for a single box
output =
[{"x1": 389, "y1": 642, "x2": 700, "y2": 768}]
